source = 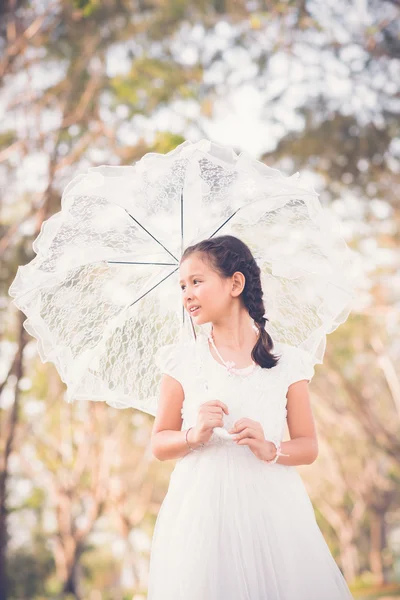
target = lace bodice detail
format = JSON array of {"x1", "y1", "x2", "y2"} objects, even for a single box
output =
[{"x1": 154, "y1": 334, "x2": 315, "y2": 449}]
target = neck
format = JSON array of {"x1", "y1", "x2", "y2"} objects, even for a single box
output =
[{"x1": 210, "y1": 313, "x2": 258, "y2": 351}]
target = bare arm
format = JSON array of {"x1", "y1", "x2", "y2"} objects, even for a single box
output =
[
  {"x1": 150, "y1": 374, "x2": 203, "y2": 461},
  {"x1": 270, "y1": 379, "x2": 319, "y2": 466}
]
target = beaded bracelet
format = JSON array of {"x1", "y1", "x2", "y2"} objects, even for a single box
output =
[
  {"x1": 185, "y1": 427, "x2": 206, "y2": 451},
  {"x1": 264, "y1": 440, "x2": 290, "y2": 464}
]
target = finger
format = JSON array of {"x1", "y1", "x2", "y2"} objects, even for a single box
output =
[
  {"x1": 229, "y1": 423, "x2": 244, "y2": 434},
  {"x1": 219, "y1": 402, "x2": 229, "y2": 415},
  {"x1": 206, "y1": 407, "x2": 225, "y2": 414},
  {"x1": 237, "y1": 429, "x2": 261, "y2": 443},
  {"x1": 230, "y1": 418, "x2": 253, "y2": 432},
  {"x1": 233, "y1": 426, "x2": 256, "y2": 438},
  {"x1": 229, "y1": 421, "x2": 242, "y2": 433},
  {"x1": 206, "y1": 400, "x2": 229, "y2": 414},
  {"x1": 236, "y1": 437, "x2": 255, "y2": 446},
  {"x1": 201, "y1": 409, "x2": 224, "y2": 419},
  {"x1": 208, "y1": 413, "x2": 225, "y2": 423}
]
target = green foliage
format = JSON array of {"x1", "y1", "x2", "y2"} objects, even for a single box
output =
[
  {"x1": 150, "y1": 131, "x2": 186, "y2": 155},
  {"x1": 110, "y1": 57, "x2": 202, "y2": 114},
  {"x1": 72, "y1": 0, "x2": 100, "y2": 17},
  {"x1": 7, "y1": 535, "x2": 54, "y2": 598},
  {"x1": 0, "y1": 130, "x2": 17, "y2": 150}
]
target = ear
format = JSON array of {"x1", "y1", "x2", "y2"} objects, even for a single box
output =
[{"x1": 231, "y1": 271, "x2": 245, "y2": 297}]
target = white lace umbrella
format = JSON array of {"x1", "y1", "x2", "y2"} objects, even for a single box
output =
[{"x1": 9, "y1": 139, "x2": 356, "y2": 415}]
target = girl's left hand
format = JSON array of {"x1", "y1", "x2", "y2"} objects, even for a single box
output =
[{"x1": 228, "y1": 418, "x2": 275, "y2": 462}]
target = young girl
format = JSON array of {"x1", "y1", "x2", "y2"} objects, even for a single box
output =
[{"x1": 148, "y1": 234, "x2": 354, "y2": 600}]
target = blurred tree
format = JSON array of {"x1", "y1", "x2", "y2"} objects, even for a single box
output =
[
  {"x1": 6, "y1": 531, "x2": 54, "y2": 598},
  {"x1": 16, "y1": 380, "x2": 119, "y2": 597},
  {"x1": 300, "y1": 316, "x2": 400, "y2": 584},
  {"x1": 0, "y1": 311, "x2": 27, "y2": 600},
  {"x1": 0, "y1": 0, "x2": 399, "y2": 597},
  {"x1": 12, "y1": 363, "x2": 170, "y2": 596}
]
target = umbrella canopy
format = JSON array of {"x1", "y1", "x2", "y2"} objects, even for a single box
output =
[{"x1": 9, "y1": 139, "x2": 356, "y2": 415}]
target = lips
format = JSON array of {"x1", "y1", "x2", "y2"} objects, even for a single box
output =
[{"x1": 188, "y1": 306, "x2": 200, "y2": 314}]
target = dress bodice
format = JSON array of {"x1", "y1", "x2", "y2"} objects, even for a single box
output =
[{"x1": 154, "y1": 334, "x2": 315, "y2": 449}]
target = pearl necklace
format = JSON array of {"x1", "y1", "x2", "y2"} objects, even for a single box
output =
[{"x1": 207, "y1": 326, "x2": 258, "y2": 375}]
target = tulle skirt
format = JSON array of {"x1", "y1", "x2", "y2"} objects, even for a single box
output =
[{"x1": 147, "y1": 444, "x2": 354, "y2": 600}]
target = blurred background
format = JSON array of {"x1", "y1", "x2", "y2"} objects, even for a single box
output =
[{"x1": 1, "y1": 0, "x2": 400, "y2": 599}]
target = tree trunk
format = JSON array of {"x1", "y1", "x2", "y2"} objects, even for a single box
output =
[
  {"x1": 369, "y1": 508, "x2": 388, "y2": 584},
  {"x1": 62, "y1": 560, "x2": 82, "y2": 599},
  {"x1": 337, "y1": 525, "x2": 360, "y2": 584},
  {"x1": 316, "y1": 499, "x2": 361, "y2": 585},
  {"x1": 0, "y1": 505, "x2": 9, "y2": 600},
  {"x1": 0, "y1": 313, "x2": 26, "y2": 600},
  {"x1": 53, "y1": 533, "x2": 83, "y2": 600}
]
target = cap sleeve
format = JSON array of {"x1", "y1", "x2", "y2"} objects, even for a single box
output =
[
  {"x1": 154, "y1": 342, "x2": 185, "y2": 385},
  {"x1": 285, "y1": 344, "x2": 315, "y2": 387}
]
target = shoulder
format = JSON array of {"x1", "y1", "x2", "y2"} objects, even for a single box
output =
[
  {"x1": 154, "y1": 338, "x2": 197, "y2": 382},
  {"x1": 154, "y1": 339, "x2": 195, "y2": 367},
  {"x1": 271, "y1": 341, "x2": 316, "y2": 385},
  {"x1": 274, "y1": 341, "x2": 313, "y2": 361}
]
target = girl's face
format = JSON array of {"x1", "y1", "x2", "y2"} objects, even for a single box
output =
[{"x1": 179, "y1": 253, "x2": 234, "y2": 325}]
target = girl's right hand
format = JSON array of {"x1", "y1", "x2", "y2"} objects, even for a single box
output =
[{"x1": 191, "y1": 400, "x2": 229, "y2": 444}]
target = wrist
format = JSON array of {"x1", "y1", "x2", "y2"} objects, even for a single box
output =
[
  {"x1": 262, "y1": 440, "x2": 290, "y2": 464},
  {"x1": 263, "y1": 440, "x2": 277, "y2": 462},
  {"x1": 186, "y1": 427, "x2": 203, "y2": 449}
]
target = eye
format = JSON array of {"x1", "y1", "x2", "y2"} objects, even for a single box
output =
[{"x1": 180, "y1": 279, "x2": 201, "y2": 291}]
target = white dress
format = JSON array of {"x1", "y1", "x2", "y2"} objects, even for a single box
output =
[{"x1": 147, "y1": 334, "x2": 354, "y2": 600}]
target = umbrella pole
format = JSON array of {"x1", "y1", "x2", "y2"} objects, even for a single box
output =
[{"x1": 181, "y1": 188, "x2": 197, "y2": 342}]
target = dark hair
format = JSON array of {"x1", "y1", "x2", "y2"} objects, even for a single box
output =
[{"x1": 181, "y1": 234, "x2": 281, "y2": 369}]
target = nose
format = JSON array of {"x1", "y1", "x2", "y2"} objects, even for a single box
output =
[{"x1": 182, "y1": 289, "x2": 191, "y2": 305}]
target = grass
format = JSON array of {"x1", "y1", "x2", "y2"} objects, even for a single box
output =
[{"x1": 350, "y1": 583, "x2": 400, "y2": 599}]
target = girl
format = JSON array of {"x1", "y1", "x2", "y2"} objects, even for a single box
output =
[{"x1": 148, "y1": 234, "x2": 354, "y2": 600}]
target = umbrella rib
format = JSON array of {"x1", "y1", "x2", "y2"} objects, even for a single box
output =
[
  {"x1": 128, "y1": 266, "x2": 179, "y2": 308},
  {"x1": 209, "y1": 208, "x2": 241, "y2": 238},
  {"x1": 181, "y1": 189, "x2": 185, "y2": 328},
  {"x1": 180, "y1": 189, "x2": 184, "y2": 254},
  {"x1": 107, "y1": 261, "x2": 177, "y2": 266},
  {"x1": 124, "y1": 209, "x2": 179, "y2": 263}
]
